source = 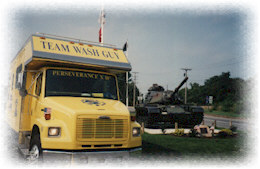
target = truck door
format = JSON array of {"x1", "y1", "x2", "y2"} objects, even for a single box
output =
[{"x1": 30, "y1": 72, "x2": 43, "y2": 119}]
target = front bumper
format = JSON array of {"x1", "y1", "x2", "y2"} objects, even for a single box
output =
[
  {"x1": 41, "y1": 147, "x2": 142, "y2": 163},
  {"x1": 42, "y1": 147, "x2": 142, "y2": 154}
]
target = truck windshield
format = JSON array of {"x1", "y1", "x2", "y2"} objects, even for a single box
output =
[{"x1": 45, "y1": 69, "x2": 118, "y2": 100}]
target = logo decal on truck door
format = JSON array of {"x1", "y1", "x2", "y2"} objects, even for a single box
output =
[{"x1": 81, "y1": 99, "x2": 106, "y2": 106}]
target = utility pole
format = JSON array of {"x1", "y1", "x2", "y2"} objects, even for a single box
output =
[
  {"x1": 181, "y1": 68, "x2": 192, "y2": 104},
  {"x1": 123, "y1": 41, "x2": 128, "y2": 107},
  {"x1": 132, "y1": 72, "x2": 138, "y2": 107},
  {"x1": 126, "y1": 72, "x2": 129, "y2": 107}
]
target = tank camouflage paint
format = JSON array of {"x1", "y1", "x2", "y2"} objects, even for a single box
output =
[{"x1": 135, "y1": 77, "x2": 204, "y2": 129}]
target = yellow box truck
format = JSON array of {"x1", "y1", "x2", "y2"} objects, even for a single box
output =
[{"x1": 6, "y1": 33, "x2": 141, "y2": 160}]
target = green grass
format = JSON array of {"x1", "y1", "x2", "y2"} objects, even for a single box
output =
[
  {"x1": 204, "y1": 110, "x2": 248, "y2": 118},
  {"x1": 137, "y1": 133, "x2": 246, "y2": 160}
]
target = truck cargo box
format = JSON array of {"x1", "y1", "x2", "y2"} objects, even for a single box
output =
[{"x1": 14, "y1": 33, "x2": 131, "y2": 73}]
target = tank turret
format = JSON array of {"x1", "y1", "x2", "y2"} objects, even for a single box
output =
[{"x1": 145, "y1": 77, "x2": 188, "y2": 105}]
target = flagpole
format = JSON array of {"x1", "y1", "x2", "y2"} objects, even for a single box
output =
[
  {"x1": 99, "y1": 6, "x2": 105, "y2": 45},
  {"x1": 101, "y1": 6, "x2": 104, "y2": 45}
]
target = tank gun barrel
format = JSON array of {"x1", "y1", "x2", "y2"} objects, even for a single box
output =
[{"x1": 173, "y1": 77, "x2": 188, "y2": 94}]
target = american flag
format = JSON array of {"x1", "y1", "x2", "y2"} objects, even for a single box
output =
[
  {"x1": 98, "y1": 8, "x2": 105, "y2": 43},
  {"x1": 44, "y1": 108, "x2": 51, "y2": 114}
]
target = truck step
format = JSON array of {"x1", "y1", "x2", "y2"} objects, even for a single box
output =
[
  {"x1": 18, "y1": 145, "x2": 30, "y2": 159},
  {"x1": 26, "y1": 135, "x2": 31, "y2": 140}
]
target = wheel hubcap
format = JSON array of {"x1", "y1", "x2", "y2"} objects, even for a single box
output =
[{"x1": 29, "y1": 145, "x2": 39, "y2": 160}]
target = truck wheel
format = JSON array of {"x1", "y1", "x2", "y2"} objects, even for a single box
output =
[{"x1": 29, "y1": 133, "x2": 42, "y2": 161}]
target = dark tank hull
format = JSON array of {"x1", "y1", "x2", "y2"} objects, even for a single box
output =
[{"x1": 135, "y1": 104, "x2": 204, "y2": 129}]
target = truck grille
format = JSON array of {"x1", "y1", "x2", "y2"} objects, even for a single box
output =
[{"x1": 76, "y1": 116, "x2": 129, "y2": 141}]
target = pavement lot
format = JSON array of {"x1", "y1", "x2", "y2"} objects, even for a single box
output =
[{"x1": 5, "y1": 127, "x2": 140, "y2": 165}]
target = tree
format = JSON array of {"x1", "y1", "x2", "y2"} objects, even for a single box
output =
[
  {"x1": 178, "y1": 72, "x2": 247, "y2": 113},
  {"x1": 187, "y1": 82, "x2": 205, "y2": 105},
  {"x1": 117, "y1": 72, "x2": 140, "y2": 106}
]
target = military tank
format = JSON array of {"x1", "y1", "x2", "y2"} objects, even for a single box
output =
[{"x1": 135, "y1": 77, "x2": 204, "y2": 129}]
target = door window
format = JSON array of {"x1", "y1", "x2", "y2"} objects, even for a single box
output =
[{"x1": 35, "y1": 73, "x2": 43, "y2": 96}]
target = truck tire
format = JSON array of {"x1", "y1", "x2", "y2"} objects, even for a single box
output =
[{"x1": 29, "y1": 133, "x2": 42, "y2": 160}]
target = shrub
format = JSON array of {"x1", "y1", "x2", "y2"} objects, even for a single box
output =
[
  {"x1": 221, "y1": 100, "x2": 234, "y2": 112},
  {"x1": 229, "y1": 125, "x2": 237, "y2": 132},
  {"x1": 218, "y1": 129, "x2": 233, "y2": 138},
  {"x1": 213, "y1": 103, "x2": 218, "y2": 111},
  {"x1": 233, "y1": 101, "x2": 245, "y2": 114},
  {"x1": 188, "y1": 129, "x2": 198, "y2": 137},
  {"x1": 173, "y1": 129, "x2": 185, "y2": 136}
]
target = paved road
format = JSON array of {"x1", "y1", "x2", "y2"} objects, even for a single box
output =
[{"x1": 203, "y1": 115, "x2": 249, "y2": 131}]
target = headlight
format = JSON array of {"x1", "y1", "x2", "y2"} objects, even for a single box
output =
[
  {"x1": 132, "y1": 127, "x2": 140, "y2": 137},
  {"x1": 48, "y1": 127, "x2": 61, "y2": 137}
]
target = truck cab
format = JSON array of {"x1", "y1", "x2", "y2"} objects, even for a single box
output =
[{"x1": 7, "y1": 34, "x2": 141, "y2": 159}]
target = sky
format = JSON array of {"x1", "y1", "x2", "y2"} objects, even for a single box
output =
[{"x1": 0, "y1": 1, "x2": 256, "y2": 95}]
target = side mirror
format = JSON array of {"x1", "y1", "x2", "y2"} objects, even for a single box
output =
[
  {"x1": 19, "y1": 88, "x2": 28, "y2": 97},
  {"x1": 17, "y1": 72, "x2": 23, "y2": 90}
]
